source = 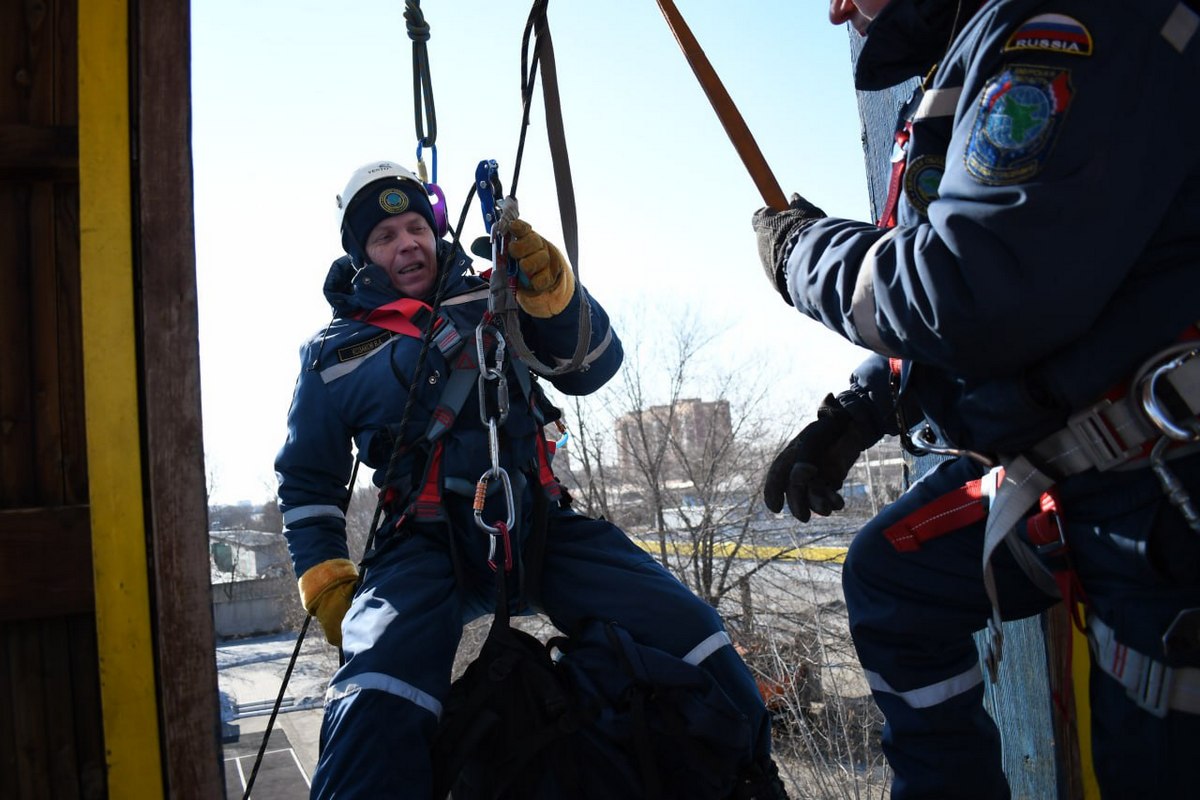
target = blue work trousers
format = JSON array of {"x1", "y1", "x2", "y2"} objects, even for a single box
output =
[
  {"x1": 308, "y1": 504, "x2": 770, "y2": 799},
  {"x1": 843, "y1": 453, "x2": 1200, "y2": 799}
]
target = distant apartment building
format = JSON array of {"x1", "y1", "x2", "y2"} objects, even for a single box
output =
[{"x1": 615, "y1": 398, "x2": 732, "y2": 480}]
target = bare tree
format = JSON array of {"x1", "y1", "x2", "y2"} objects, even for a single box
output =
[
  {"x1": 545, "y1": 306, "x2": 893, "y2": 797},
  {"x1": 557, "y1": 308, "x2": 798, "y2": 607},
  {"x1": 561, "y1": 395, "x2": 615, "y2": 520}
]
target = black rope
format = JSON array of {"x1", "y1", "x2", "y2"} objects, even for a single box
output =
[
  {"x1": 405, "y1": 0, "x2": 437, "y2": 148},
  {"x1": 240, "y1": 456, "x2": 362, "y2": 791},
  {"x1": 241, "y1": 615, "x2": 312, "y2": 800}
]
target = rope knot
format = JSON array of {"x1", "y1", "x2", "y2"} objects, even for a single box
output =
[{"x1": 404, "y1": 2, "x2": 431, "y2": 42}]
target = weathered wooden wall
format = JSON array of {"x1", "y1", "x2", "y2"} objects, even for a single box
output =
[
  {"x1": 0, "y1": 1, "x2": 106, "y2": 797},
  {"x1": 1, "y1": 0, "x2": 222, "y2": 796},
  {"x1": 134, "y1": 1, "x2": 225, "y2": 794}
]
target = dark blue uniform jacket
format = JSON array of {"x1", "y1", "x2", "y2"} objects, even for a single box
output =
[
  {"x1": 784, "y1": 0, "x2": 1200, "y2": 455},
  {"x1": 275, "y1": 242, "x2": 622, "y2": 578}
]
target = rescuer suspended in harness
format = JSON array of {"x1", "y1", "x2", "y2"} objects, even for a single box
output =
[{"x1": 274, "y1": 158, "x2": 790, "y2": 799}]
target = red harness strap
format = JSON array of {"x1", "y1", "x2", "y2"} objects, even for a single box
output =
[
  {"x1": 883, "y1": 467, "x2": 1065, "y2": 555},
  {"x1": 876, "y1": 121, "x2": 912, "y2": 230},
  {"x1": 884, "y1": 473, "x2": 996, "y2": 552}
]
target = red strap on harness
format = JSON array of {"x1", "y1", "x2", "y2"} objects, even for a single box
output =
[
  {"x1": 883, "y1": 468, "x2": 1065, "y2": 554},
  {"x1": 412, "y1": 441, "x2": 445, "y2": 521},
  {"x1": 884, "y1": 472, "x2": 995, "y2": 552},
  {"x1": 534, "y1": 431, "x2": 562, "y2": 504},
  {"x1": 876, "y1": 122, "x2": 912, "y2": 229}
]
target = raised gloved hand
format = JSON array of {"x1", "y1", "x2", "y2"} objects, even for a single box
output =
[
  {"x1": 751, "y1": 192, "x2": 826, "y2": 303},
  {"x1": 506, "y1": 218, "x2": 576, "y2": 318},
  {"x1": 298, "y1": 558, "x2": 359, "y2": 647},
  {"x1": 764, "y1": 393, "x2": 874, "y2": 522}
]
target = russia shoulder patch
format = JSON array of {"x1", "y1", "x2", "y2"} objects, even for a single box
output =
[
  {"x1": 1003, "y1": 13, "x2": 1093, "y2": 56},
  {"x1": 964, "y1": 65, "x2": 1073, "y2": 186}
]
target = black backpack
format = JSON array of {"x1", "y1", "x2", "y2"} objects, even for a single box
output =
[{"x1": 430, "y1": 593, "x2": 754, "y2": 800}]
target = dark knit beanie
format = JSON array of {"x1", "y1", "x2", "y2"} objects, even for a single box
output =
[{"x1": 341, "y1": 178, "x2": 437, "y2": 266}]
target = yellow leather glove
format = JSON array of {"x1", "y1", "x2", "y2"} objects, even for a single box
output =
[
  {"x1": 298, "y1": 558, "x2": 358, "y2": 648},
  {"x1": 506, "y1": 218, "x2": 576, "y2": 318}
]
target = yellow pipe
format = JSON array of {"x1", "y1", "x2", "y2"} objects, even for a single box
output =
[{"x1": 78, "y1": 1, "x2": 165, "y2": 796}]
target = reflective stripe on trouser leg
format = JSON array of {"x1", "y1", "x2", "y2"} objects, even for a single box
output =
[
  {"x1": 842, "y1": 456, "x2": 1056, "y2": 800},
  {"x1": 536, "y1": 511, "x2": 772, "y2": 758},
  {"x1": 865, "y1": 662, "x2": 984, "y2": 708},
  {"x1": 310, "y1": 533, "x2": 463, "y2": 799}
]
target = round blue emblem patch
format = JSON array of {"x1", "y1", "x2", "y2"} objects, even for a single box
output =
[
  {"x1": 965, "y1": 65, "x2": 1073, "y2": 186},
  {"x1": 379, "y1": 188, "x2": 410, "y2": 214},
  {"x1": 904, "y1": 155, "x2": 944, "y2": 216}
]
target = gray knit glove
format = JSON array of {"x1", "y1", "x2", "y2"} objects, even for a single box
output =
[{"x1": 751, "y1": 192, "x2": 826, "y2": 304}]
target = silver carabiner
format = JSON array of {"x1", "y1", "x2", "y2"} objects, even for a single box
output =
[
  {"x1": 902, "y1": 424, "x2": 997, "y2": 468},
  {"x1": 473, "y1": 465, "x2": 516, "y2": 536},
  {"x1": 1140, "y1": 348, "x2": 1200, "y2": 442},
  {"x1": 477, "y1": 368, "x2": 509, "y2": 426},
  {"x1": 1150, "y1": 436, "x2": 1200, "y2": 535}
]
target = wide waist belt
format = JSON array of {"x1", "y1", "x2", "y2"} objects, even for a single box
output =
[{"x1": 1089, "y1": 614, "x2": 1200, "y2": 717}]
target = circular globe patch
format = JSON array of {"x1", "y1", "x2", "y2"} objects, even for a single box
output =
[
  {"x1": 965, "y1": 65, "x2": 1073, "y2": 186},
  {"x1": 379, "y1": 188, "x2": 410, "y2": 214}
]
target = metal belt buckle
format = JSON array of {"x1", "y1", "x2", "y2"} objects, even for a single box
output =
[
  {"x1": 1032, "y1": 511, "x2": 1068, "y2": 557},
  {"x1": 1140, "y1": 347, "x2": 1200, "y2": 442},
  {"x1": 1134, "y1": 659, "x2": 1172, "y2": 719},
  {"x1": 1066, "y1": 399, "x2": 1142, "y2": 471}
]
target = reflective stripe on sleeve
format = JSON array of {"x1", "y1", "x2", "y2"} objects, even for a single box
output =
[
  {"x1": 1163, "y1": 3, "x2": 1199, "y2": 52},
  {"x1": 851, "y1": 228, "x2": 901, "y2": 356},
  {"x1": 552, "y1": 326, "x2": 614, "y2": 370},
  {"x1": 683, "y1": 631, "x2": 732, "y2": 666},
  {"x1": 865, "y1": 662, "x2": 984, "y2": 709},
  {"x1": 283, "y1": 504, "x2": 346, "y2": 526},
  {"x1": 914, "y1": 86, "x2": 962, "y2": 121},
  {"x1": 325, "y1": 672, "x2": 443, "y2": 718},
  {"x1": 319, "y1": 335, "x2": 395, "y2": 384}
]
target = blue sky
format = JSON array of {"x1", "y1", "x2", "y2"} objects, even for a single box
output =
[{"x1": 191, "y1": 1, "x2": 875, "y2": 505}]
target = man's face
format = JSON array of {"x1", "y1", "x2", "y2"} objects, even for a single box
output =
[
  {"x1": 365, "y1": 211, "x2": 438, "y2": 298},
  {"x1": 829, "y1": 0, "x2": 892, "y2": 35}
]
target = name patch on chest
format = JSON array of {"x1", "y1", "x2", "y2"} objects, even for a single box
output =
[
  {"x1": 964, "y1": 65, "x2": 1073, "y2": 186},
  {"x1": 337, "y1": 331, "x2": 391, "y2": 362},
  {"x1": 1003, "y1": 14, "x2": 1093, "y2": 56}
]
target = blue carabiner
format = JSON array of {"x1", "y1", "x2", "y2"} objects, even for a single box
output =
[
  {"x1": 475, "y1": 159, "x2": 504, "y2": 234},
  {"x1": 416, "y1": 141, "x2": 438, "y2": 184}
]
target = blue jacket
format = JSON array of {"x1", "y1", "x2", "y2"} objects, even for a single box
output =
[
  {"x1": 783, "y1": 0, "x2": 1200, "y2": 454},
  {"x1": 275, "y1": 241, "x2": 622, "y2": 577}
]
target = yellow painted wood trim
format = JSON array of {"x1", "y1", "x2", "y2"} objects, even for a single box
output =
[
  {"x1": 78, "y1": 2, "x2": 165, "y2": 797},
  {"x1": 1071, "y1": 605, "x2": 1100, "y2": 799}
]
